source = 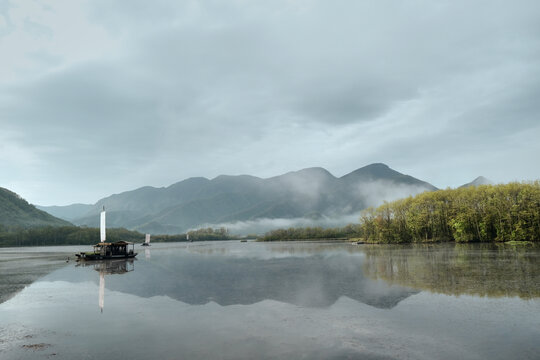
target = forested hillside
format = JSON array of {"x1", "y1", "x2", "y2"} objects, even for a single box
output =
[
  {"x1": 260, "y1": 182, "x2": 540, "y2": 243},
  {"x1": 0, "y1": 187, "x2": 71, "y2": 230}
]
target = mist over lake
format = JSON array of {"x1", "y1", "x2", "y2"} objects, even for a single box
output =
[{"x1": 1, "y1": 242, "x2": 538, "y2": 359}]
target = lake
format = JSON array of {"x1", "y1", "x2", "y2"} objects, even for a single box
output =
[{"x1": 1, "y1": 242, "x2": 539, "y2": 359}]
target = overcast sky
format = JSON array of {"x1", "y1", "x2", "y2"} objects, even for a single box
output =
[{"x1": 1, "y1": 0, "x2": 539, "y2": 206}]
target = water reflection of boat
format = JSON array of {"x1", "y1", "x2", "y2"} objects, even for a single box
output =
[
  {"x1": 141, "y1": 234, "x2": 151, "y2": 246},
  {"x1": 77, "y1": 259, "x2": 135, "y2": 312},
  {"x1": 76, "y1": 258, "x2": 135, "y2": 274},
  {"x1": 75, "y1": 208, "x2": 138, "y2": 261}
]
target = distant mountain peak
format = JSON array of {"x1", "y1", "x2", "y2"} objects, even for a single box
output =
[
  {"x1": 289, "y1": 167, "x2": 335, "y2": 176},
  {"x1": 267, "y1": 167, "x2": 336, "y2": 182},
  {"x1": 340, "y1": 163, "x2": 437, "y2": 191},
  {"x1": 473, "y1": 176, "x2": 492, "y2": 184},
  {"x1": 460, "y1": 176, "x2": 493, "y2": 188},
  {"x1": 364, "y1": 162, "x2": 389, "y2": 168}
]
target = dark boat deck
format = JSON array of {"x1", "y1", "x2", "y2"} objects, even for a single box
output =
[{"x1": 76, "y1": 241, "x2": 137, "y2": 261}]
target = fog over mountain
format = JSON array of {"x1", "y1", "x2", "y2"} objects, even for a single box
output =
[{"x1": 39, "y1": 163, "x2": 436, "y2": 234}]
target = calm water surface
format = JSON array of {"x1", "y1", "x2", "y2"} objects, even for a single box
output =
[{"x1": 1, "y1": 242, "x2": 539, "y2": 359}]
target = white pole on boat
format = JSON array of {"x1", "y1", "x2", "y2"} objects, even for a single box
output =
[{"x1": 100, "y1": 207, "x2": 106, "y2": 243}]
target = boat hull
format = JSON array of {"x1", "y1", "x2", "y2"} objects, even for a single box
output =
[{"x1": 76, "y1": 253, "x2": 138, "y2": 261}]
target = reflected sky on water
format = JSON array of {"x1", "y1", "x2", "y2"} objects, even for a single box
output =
[{"x1": 1, "y1": 241, "x2": 539, "y2": 359}]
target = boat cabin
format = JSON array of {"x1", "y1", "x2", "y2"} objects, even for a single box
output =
[
  {"x1": 95, "y1": 241, "x2": 135, "y2": 257},
  {"x1": 76, "y1": 241, "x2": 137, "y2": 260}
]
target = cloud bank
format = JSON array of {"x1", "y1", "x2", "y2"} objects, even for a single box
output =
[{"x1": 1, "y1": 0, "x2": 539, "y2": 205}]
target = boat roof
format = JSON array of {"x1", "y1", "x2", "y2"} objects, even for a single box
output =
[{"x1": 94, "y1": 241, "x2": 133, "y2": 246}]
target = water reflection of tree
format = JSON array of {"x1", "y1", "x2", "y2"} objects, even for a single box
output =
[
  {"x1": 185, "y1": 242, "x2": 360, "y2": 256},
  {"x1": 264, "y1": 243, "x2": 359, "y2": 255},
  {"x1": 77, "y1": 258, "x2": 135, "y2": 275},
  {"x1": 362, "y1": 244, "x2": 540, "y2": 299}
]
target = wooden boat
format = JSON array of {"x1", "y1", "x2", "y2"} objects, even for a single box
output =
[
  {"x1": 76, "y1": 241, "x2": 137, "y2": 260},
  {"x1": 76, "y1": 207, "x2": 138, "y2": 261},
  {"x1": 141, "y1": 233, "x2": 151, "y2": 246}
]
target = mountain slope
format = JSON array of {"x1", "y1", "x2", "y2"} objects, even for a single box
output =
[
  {"x1": 36, "y1": 203, "x2": 93, "y2": 221},
  {"x1": 42, "y1": 163, "x2": 437, "y2": 234},
  {"x1": 0, "y1": 187, "x2": 72, "y2": 230},
  {"x1": 337, "y1": 163, "x2": 438, "y2": 211}
]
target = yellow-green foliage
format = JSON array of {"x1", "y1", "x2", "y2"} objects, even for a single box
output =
[{"x1": 358, "y1": 182, "x2": 540, "y2": 243}]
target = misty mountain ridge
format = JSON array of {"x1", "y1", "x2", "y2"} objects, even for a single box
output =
[
  {"x1": 39, "y1": 163, "x2": 437, "y2": 234},
  {"x1": 0, "y1": 187, "x2": 72, "y2": 230}
]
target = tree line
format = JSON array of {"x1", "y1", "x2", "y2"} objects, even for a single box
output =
[
  {"x1": 0, "y1": 225, "x2": 235, "y2": 247},
  {"x1": 259, "y1": 182, "x2": 540, "y2": 243},
  {"x1": 0, "y1": 226, "x2": 144, "y2": 247},
  {"x1": 152, "y1": 227, "x2": 234, "y2": 242}
]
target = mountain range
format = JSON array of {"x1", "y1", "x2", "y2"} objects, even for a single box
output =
[{"x1": 37, "y1": 163, "x2": 438, "y2": 234}]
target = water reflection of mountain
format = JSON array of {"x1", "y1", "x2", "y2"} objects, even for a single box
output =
[
  {"x1": 362, "y1": 244, "x2": 540, "y2": 299},
  {"x1": 54, "y1": 253, "x2": 418, "y2": 309}
]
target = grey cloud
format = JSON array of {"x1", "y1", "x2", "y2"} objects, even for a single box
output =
[
  {"x1": 23, "y1": 18, "x2": 52, "y2": 39},
  {"x1": 292, "y1": 78, "x2": 416, "y2": 124},
  {"x1": 4, "y1": 64, "x2": 157, "y2": 135},
  {"x1": 70, "y1": 0, "x2": 538, "y2": 129},
  {"x1": 0, "y1": 0, "x2": 13, "y2": 36}
]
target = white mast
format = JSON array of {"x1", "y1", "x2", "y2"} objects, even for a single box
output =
[{"x1": 100, "y1": 207, "x2": 106, "y2": 243}]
